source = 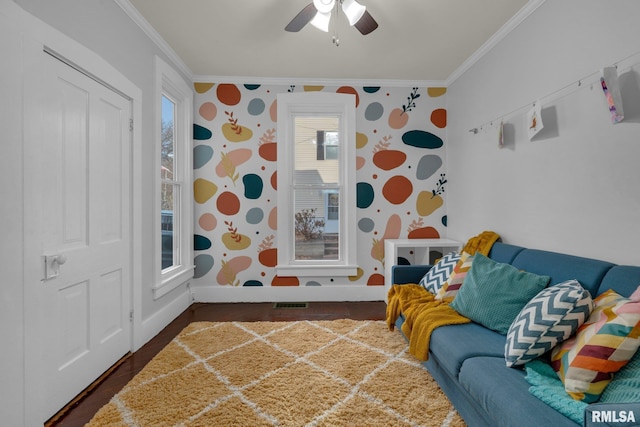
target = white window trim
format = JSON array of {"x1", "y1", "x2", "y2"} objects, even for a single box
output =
[
  {"x1": 276, "y1": 92, "x2": 358, "y2": 277},
  {"x1": 153, "y1": 56, "x2": 194, "y2": 299}
]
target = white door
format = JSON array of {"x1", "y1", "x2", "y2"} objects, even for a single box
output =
[{"x1": 24, "y1": 51, "x2": 132, "y2": 422}]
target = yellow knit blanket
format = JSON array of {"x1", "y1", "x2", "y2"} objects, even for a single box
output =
[
  {"x1": 461, "y1": 230, "x2": 501, "y2": 257},
  {"x1": 386, "y1": 284, "x2": 470, "y2": 361},
  {"x1": 385, "y1": 231, "x2": 501, "y2": 361}
]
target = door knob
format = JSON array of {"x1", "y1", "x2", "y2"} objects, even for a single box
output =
[{"x1": 43, "y1": 254, "x2": 67, "y2": 280}]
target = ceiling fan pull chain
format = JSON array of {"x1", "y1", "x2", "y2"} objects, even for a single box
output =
[{"x1": 333, "y1": 1, "x2": 340, "y2": 46}]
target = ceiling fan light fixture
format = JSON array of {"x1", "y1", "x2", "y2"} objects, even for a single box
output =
[
  {"x1": 313, "y1": 0, "x2": 335, "y2": 14},
  {"x1": 341, "y1": 0, "x2": 366, "y2": 26},
  {"x1": 309, "y1": 11, "x2": 331, "y2": 32}
]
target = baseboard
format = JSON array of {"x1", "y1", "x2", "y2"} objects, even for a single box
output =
[
  {"x1": 134, "y1": 288, "x2": 191, "y2": 351},
  {"x1": 191, "y1": 285, "x2": 386, "y2": 303}
]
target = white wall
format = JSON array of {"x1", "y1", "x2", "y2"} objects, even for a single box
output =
[
  {"x1": 0, "y1": 5, "x2": 25, "y2": 425},
  {"x1": 447, "y1": 0, "x2": 640, "y2": 265}
]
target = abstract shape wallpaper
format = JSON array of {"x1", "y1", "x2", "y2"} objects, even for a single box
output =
[{"x1": 192, "y1": 83, "x2": 447, "y2": 290}]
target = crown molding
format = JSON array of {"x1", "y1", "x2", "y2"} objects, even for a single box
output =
[
  {"x1": 191, "y1": 74, "x2": 445, "y2": 88},
  {"x1": 446, "y1": 0, "x2": 546, "y2": 86},
  {"x1": 114, "y1": 0, "x2": 193, "y2": 81}
]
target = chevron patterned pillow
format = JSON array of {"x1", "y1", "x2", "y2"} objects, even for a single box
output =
[
  {"x1": 419, "y1": 252, "x2": 460, "y2": 294},
  {"x1": 435, "y1": 251, "x2": 474, "y2": 300},
  {"x1": 505, "y1": 280, "x2": 593, "y2": 368},
  {"x1": 551, "y1": 286, "x2": 640, "y2": 403}
]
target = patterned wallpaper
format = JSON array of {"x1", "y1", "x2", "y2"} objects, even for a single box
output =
[{"x1": 192, "y1": 83, "x2": 447, "y2": 288}]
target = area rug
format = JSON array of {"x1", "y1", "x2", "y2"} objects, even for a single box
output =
[{"x1": 87, "y1": 319, "x2": 466, "y2": 426}]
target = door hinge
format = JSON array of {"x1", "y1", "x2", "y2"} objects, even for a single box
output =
[
  {"x1": 129, "y1": 118, "x2": 133, "y2": 131},
  {"x1": 129, "y1": 310, "x2": 134, "y2": 322}
]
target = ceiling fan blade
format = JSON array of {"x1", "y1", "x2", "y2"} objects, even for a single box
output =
[
  {"x1": 354, "y1": 10, "x2": 378, "y2": 35},
  {"x1": 285, "y1": 2, "x2": 317, "y2": 32}
]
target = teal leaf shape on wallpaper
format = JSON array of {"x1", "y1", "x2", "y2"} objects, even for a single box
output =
[
  {"x1": 356, "y1": 182, "x2": 375, "y2": 209},
  {"x1": 242, "y1": 174, "x2": 263, "y2": 200},
  {"x1": 193, "y1": 124, "x2": 212, "y2": 140},
  {"x1": 243, "y1": 280, "x2": 263, "y2": 286},
  {"x1": 194, "y1": 234, "x2": 212, "y2": 251},
  {"x1": 402, "y1": 130, "x2": 443, "y2": 149}
]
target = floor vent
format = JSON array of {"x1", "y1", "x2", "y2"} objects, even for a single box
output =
[{"x1": 273, "y1": 302, "x2": 309, "y2": 309}]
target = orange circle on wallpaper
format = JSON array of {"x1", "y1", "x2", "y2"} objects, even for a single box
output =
[
  {"x1": 337, "y1": 86, "x2": 359, "y2": 107},
  {"x1": 199, "y1": 102, "x2": 217, "y2": 121},
  {"x1": 199, "y1": 213, "x2": 217, "y2": 231},
  {"x1": 217, "y1": 84, "x2": 241, "y2": 106},
  {"x1": 382, "y1": 175, "x2": 413, "y2": 204},
  {"x1": 217, "y1": 191, "x2": 241, "y2": 215},
  {"x1": 431, "y1": 108, "x2": 447, "y2": 128}
]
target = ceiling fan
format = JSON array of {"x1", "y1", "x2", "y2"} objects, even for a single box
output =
[{"x1": 285, "y1": 0, "x2": 378, "y2": 37}]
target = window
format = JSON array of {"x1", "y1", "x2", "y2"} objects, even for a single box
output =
[
  {"x1": 316, "y1": 130, "x2": 339, "y2": 160},
  {"x1": 161, "y1": 95, "x2": 176, "y2": 270},
  {"x1": 277, "y1": 92, "x2": 357, "y2": 277},
  {"x1": 154, "y1": 56, "x2": 193, "y2": 298}
]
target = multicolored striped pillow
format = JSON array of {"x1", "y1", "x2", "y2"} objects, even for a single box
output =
[
  {"x1": 550, "y1": 286, "x2": 640, "y2": 403},
  {"x1": 435, "y1": 251, "x2": 473, "y2": 300}
]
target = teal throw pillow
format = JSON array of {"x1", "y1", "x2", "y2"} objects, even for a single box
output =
[{"x1": 450, "y1": 253, "x2": 550, "y2": 335}]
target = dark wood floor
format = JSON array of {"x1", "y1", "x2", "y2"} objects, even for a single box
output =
[{"x1": 48, "y1": 301, "x2": 387, "y2": 426}]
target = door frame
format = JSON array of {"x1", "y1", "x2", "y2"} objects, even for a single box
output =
[{"x1": 21, "y1": 14, "x2": 143, "y2": 425}]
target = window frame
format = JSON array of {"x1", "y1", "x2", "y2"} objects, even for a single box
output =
[
  {"x1": 153, "y1": 56, "x2": 194, "y2": 299},
  {"x1": 276, "y1": 92, "x2": 357, "y2": 277}
]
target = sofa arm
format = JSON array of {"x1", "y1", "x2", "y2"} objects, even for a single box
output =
[{"x1": 391, "y1": 264, "x2": 433, "y2": 285}]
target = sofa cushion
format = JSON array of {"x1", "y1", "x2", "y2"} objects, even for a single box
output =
[
  {"x1": 597, "y1": 265, "x2": 640, "y2": 298},
  {"x1": 435, "y1": 251, "x2": 473, "y2": 300},
  {"x1": 551, "y1": 286, "x2": 640, "y2": 403},
  {"x1": 459, "y1": 356, "x2": 579, "y2": 427},
  {"x1": 419, "y1": 251, "x2": 459, "y2": 294},
  {"x1": 505, "y1": 280, "x2": 594, "y2": 367},
  {"x1": 429, "y1": 322, "x2": 506, "y2": 377},
  {"x1": 510, "y1": 249, "x2": 615, "y2": 297},
  {"x1": 450, "y1": 253, "x2": 550, "y2": 335},
  {"x1": 487, "y1": 242, "x2": 526, "y2": 264}
]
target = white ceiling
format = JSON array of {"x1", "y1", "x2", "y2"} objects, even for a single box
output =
[{"x1": 127, "y1": 0, "x2": 535, "y2": 83}]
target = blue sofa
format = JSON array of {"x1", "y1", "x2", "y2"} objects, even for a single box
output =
[{"x1": 391, "y1": 242, "x2": 640, "y2": 427}]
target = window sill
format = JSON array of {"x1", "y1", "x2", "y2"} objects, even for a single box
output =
[
  {"x1": 276, "y1": 264, "x2": 358, "y2": 277},
  {"x1": 154, "y1": 265, "x2": 194, "y2": 300}
]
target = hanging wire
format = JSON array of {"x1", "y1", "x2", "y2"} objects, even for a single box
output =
[{"x1": 467, "y1": 48, "x2": 640, "y2": 134}]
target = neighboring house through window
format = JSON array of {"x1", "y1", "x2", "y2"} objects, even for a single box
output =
[{"x1": 276, "y1": 92, "x2": 357, "y2": 277}]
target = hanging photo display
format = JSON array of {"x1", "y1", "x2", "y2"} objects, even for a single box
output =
[
  {"x1": 601, "y1": 66, "x2": 624, "y2": 124},
  {"x1": 526, "y1": 102, "x2": 543, "y2": 141}
]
